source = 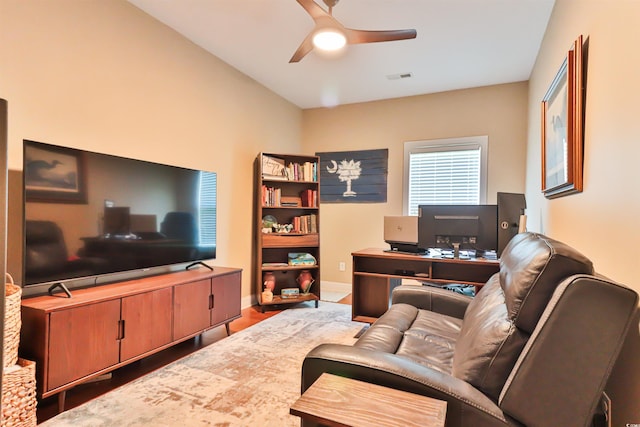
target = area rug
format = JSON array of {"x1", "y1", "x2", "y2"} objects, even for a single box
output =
[{"x1": 41, "y1": 302, "x2": 364, "y2": 427}]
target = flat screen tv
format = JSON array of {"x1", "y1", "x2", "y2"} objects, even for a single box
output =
[{"x1": 23, "y1": 140, "x2": 217, "y2": 291}]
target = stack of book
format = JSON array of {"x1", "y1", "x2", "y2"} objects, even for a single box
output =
[
  {"x1": 286, "y1": 161, "x2": 317, "y2": 182},
  {"x1": 281, "y1": 196, "x2": 301, "y2": 207},
  {"x1": 292, "y1": 214, "x2": 318, "y2": 234},
  {"x1": 300, "y1": 189, "x2": 318, "y2": 207},
  {"x1": 262, "y1": 185, "x2": 282, "y2": 206}
]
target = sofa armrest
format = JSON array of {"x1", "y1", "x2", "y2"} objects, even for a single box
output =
[
  {"x1": 302, "y1": 343, "x2": 510, "y2": 427},
  {"x1": 391, "y1": 284, "x2": 471, "y2": 319}
]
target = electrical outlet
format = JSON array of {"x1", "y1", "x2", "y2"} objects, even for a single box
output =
[{"x1": 339, "y1": 262, "x2": 346, "y2": 271}]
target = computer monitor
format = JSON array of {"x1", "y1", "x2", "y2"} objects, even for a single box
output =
[{"x1": 418, "y1": 204, "x2": 498, "y2": 253}]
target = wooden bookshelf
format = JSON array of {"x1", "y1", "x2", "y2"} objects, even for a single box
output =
[{"x1": 254, "y1": 153, "x2": 320, "y2": 312}]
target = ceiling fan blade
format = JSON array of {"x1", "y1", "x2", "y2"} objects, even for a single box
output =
[
  {"x1": 289, "y1": 32, "x2": 315, "y2": 63},
  {"x1": 295, "y1": 0, "x2": 330, "y2": 21},
  {"x1": 345, "y1": 28, "x2": 417, "y2": 45}
]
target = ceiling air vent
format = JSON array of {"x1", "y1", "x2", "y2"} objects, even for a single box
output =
[{"x1": 386, "y1": 73, "x2": 413, "y2": 80}]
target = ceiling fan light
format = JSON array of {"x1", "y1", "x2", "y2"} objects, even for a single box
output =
[{"x1": 312, "y1": 29, "x2": 347, "y2": 51}]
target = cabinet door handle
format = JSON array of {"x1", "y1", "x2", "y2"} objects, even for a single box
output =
[
  {"x1": 209, "y1": 294, "x2": 215, "y2": 310},
  {"x1": 117, "y1": 319, "x2": 125, "y2": 340}
]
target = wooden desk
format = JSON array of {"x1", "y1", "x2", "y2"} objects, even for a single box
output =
[
  {"x1": 290, "y1": 373, "x2": 446, "y2": 427},
  {"x1": 351, "y1": 248, "x2": 500, "y2": 323}
]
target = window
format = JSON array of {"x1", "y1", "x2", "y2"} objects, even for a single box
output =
[
  {"x1": 403, "y1": 136, "x2": 488, "y2": 216},
  {"x1": 198, "y1": 171, "x2": 217, "y2": 246}
]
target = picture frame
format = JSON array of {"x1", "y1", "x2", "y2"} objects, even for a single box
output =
[
  {"x1": 24, "y1": 140, "x2": 87, "y2": 203},
  {"x1": 541, "y1": 35, "x2": 584, "y2": 199}
]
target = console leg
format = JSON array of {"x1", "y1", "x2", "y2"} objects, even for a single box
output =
[
  {"x1": 57, "y1": 390, "x2": 66, "y2": 413},
  {"x1": 315, "y1": 300, "x2": 319, "y2": 308},
  {"x1": 224, "y1": 322, "x2": 231, "y2": 336}
]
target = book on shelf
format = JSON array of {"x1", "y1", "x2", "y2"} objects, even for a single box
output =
[
  {"x1": 285, "y1": 160, "x2": 318, "y2": 182},
  {"x1": 300, "y1": 189, "x2": 318, "y2": 207},
  {"x1": 281, "y1": 196, "x2": 301, "y2": 207},
  {"x1": 281, "y1": 288, "x2": 300, "y2": 299},
  {"x1": 292, "y1": 214, "x2": 318, "y2": 233},
  {"x1": 263, "y1": 174, "x2": 290, "y2": 181},
  {"x1": 262, "y1": 262, "x2": 289, "y2": 267},
  {"x1": 262, "y1": 185, "x2": 282, "y2": 207}
]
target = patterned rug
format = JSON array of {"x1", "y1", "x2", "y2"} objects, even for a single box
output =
[{"x1": 41, "y1": 302, "x2": 364, "y2": 427}]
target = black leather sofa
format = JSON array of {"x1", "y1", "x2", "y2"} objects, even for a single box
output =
[{"x1": 301, "y1": 232, "x2": 638, "y2": 426}]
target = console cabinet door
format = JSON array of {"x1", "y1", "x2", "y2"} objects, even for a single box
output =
[
  {"x1": 47, "y1": 300, "x2": 121, "y2": 391},
  {"x1": 173, "y1": 279, "x2": 212, "y2": 340},
  {"x1": 120, "y1": 288, "x2": 173, "y2": 361},
  {"x1": 211, "y1": 272, "x2": 241, "y2": 326}
]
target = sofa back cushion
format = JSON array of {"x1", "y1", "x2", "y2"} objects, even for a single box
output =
[
  {"x1": 451, "y1": 232, "x2": 594, "y2": 400},
  {"x1": 451, "y1": 275, "x2": 529, "y2": 399},
  {"x1": 499, "y1": 232, "x2": 593, "y2": 334}
]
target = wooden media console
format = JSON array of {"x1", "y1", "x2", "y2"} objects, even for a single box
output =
[{"x1": 19, "y1": 266, "x2": 241, "y2": 413}]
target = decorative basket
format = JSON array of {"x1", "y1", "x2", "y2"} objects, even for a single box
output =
[
  {"x1": 4, "y1": 274, "x2": 21, "y2": 368},
  {"x1": 1, "y1": 358, "x2": 37, "y2": 427}
]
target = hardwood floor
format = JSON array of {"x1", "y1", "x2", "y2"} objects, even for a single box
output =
[{"x1": 36, "y1": 295, "x2": 352, "y2": 424}]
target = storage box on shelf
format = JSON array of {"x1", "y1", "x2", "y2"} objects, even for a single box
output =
[{"x1": 255, "y1": 153, "x2": 320, "y2": 312}]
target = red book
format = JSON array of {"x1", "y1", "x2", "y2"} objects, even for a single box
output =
[{"x1": 300, "y1": 189, "x2": 313, "y2": 207}]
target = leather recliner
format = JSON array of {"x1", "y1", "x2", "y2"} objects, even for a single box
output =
[{"x1": 301, "y1": 232, "x2": 638, "y2": 426}]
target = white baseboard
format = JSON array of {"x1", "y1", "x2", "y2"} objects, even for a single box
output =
[
  {"x1": 320, "y1": 280, "x2": 351, "y2": 294},
  {"x1": 242, "y1": 294, "x2": 255, "y2": 309}
]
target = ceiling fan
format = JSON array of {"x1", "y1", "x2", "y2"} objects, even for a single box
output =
[{"x1": 290, "y1": 0, "x2": 417, "y2": 63}]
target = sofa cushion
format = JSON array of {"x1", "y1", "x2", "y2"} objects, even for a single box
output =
[
  {"x1": 355, "y1": 303, "x2": 417, "y2": 354},
  {"x1": 500, "y1": 233, "x2": 593, "y2": 333},
  {"x1": 451, "y1": 275, "x2": 529, "y2": 400},
  {"x1": 356, "y1": 303, "x2": 462, "y2": 374}
]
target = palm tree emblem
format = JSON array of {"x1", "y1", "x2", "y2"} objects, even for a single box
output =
[{"x1": 326, "y1": 159, "x2": 362, "y2": 197}]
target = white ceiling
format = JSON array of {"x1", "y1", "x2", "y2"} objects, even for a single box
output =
[{"x1": 128, "y1": 0, "x2": 555, "y2": 109}]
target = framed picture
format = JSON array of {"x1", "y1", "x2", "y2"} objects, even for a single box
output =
[
  {"x1": 541, "y1": 35, "x2": 584, "y2": 199},
  {"x1": 24, "y1": 140, "x2": 87, "y2": 203}
]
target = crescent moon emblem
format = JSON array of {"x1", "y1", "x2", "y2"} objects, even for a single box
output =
[{"x1": 326, "y1": 160, "x2": 338, "y2": 173}]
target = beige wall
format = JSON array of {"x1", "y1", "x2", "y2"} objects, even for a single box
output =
[
  {"x1": 525, "y1": 0, "x2": 640, "y2": 423},
  {"x1": 0, "y1": 0, "x2": 302, "y2": 303},
  {"x1": 302, "y1": 83, "x2": 528, "y2": 283}
]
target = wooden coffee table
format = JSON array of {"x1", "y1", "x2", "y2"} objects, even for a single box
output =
[{"x1": 290, "y1": 373, "x2": 447, "y2": 427}]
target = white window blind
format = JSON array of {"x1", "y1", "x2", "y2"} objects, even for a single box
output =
[
  {"x1": 198, "y1": 171, "x2": 217, "y2": 246},
  {"x1": 404, "y1": 136, "x2": 488, "y2": 216}
]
